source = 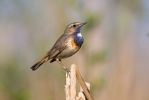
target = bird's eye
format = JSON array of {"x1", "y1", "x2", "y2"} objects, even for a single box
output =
[{"x1": 73, "y1": 24, "x2": 76, "y2": 27}]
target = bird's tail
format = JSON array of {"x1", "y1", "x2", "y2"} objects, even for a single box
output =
[{"x1": 31, "y1": 55, "x2": 49, "y2": 71}]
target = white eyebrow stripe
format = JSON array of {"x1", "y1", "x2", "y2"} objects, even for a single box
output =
[
  {"x1": 68, "y1": 23, "x2": 81, "y2": 27},
  {"x1": 68, "y1": 24, "x2": 73, "y2": 27}
]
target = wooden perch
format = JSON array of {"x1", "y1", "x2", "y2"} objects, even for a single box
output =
[
  {"x1": 65, "y1": 64, "x2": 94, "y2": 100},
  {"x1": 65, "y1": 72, "x2": 71, "y2": 100},
  {"x1": 70, "y1": 65, "x2": 76, "y2": 100}
]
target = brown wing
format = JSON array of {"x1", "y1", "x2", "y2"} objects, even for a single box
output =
[
  {"x1": 47, "y1": 35, "x2": 69, "y2": 59},
  {"x1": 31, "y1": 35, "x2": 70, "y2": 70}
]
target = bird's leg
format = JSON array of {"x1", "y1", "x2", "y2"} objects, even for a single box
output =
[{"x1": 56, "y1": 59, "x2": 70, "y2": 77}]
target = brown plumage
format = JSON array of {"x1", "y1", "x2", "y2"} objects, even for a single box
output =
[{"x1": 31, "y1": 22, "x2": 87, "y2": 71}]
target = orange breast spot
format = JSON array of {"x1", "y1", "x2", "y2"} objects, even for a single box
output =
[{"x1": 70, "y1": 38, "x2": 79, "y2": 49}]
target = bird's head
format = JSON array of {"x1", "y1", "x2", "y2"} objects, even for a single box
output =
[{"x1": 64, "y1": 22, "x2": 87, "y2": 35}]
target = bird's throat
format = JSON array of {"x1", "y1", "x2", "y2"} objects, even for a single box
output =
[{"x1": 73, "y1": 33, "x2": 84, "y2": 47}]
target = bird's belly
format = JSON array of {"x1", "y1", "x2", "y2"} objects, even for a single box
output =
[{"x1": 58, "y1": 48, "x2": 79, "y2": 59}]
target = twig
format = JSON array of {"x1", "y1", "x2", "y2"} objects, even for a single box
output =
[
  {"x1": 70, "y1": 65, "x2": 76, "y2": 100},
  {"x1": 75, "y1": 64, "x2": 94, "y2": 100},
  {"x1": 65, "y1": 71, "x2": 71, "y2": 100},
  {"x1": 65, "y1": 64, "x2": 94, "y2": 100}
]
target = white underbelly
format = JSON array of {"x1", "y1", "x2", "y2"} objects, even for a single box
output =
[{"x1": 57, "y1": 48, "x2": 79, "y2": 59}]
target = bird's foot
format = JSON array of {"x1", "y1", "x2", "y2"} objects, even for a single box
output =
[{"x1": 64, "y1": 68, "x2": 71, "y2": 78}]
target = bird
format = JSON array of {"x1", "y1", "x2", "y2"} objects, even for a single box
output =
[{"x1": 31, "y1": 22, "x2": 87, "y2": 73}]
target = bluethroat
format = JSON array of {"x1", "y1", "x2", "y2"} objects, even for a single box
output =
[{"x1": 31, "y1": 22, "x2": 87, "y2": 73}]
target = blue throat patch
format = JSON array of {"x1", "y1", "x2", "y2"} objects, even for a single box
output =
[
  {"x1": 73, "y1": 32, "x2": 84, "y2": 47},
  {"x1": 76, "y1": 27, "x2": 81, "y2": 33}
]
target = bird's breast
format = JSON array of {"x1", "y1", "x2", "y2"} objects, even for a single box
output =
[
  {"x1": 57, "y1": 37, "x2": 80, "y2": 59},
  {"x1": 57, "y1": 35, "x2": 83, "y2": 59},
  {"x1": 67, "y1": 37, "x2": 80, "y2": 50}
]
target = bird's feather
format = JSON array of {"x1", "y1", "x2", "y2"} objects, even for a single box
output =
[{"x1": 47, "y1": 35, "x2": 70, "y2": 59}]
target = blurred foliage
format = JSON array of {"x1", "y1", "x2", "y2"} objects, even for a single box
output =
[
  {"x1": 147, "y1": 33, "x2": 149, "y2": 37},
  {"x1": 113, "y1": 0, "x2": 143, "y2": 16},
  {"x1": 91, "y1": 76, "x2": 105, "y2": 93},
  {"x1": 89, "y1": 50, "x2": 108, "y2": 65},
  {"x1": 85, "y1": 13, "x2": 101, "y2": 31},
  {"x1": 0, "y1": 62, "x2": 29, "y2": 100},
  {"x1": 0, "y1": 0, "x2": 149, "y2": 100}
]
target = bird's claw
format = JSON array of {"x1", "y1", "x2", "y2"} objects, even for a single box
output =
[{"x1": 64, "y1": 68, "x2": 71, "y2": 78}]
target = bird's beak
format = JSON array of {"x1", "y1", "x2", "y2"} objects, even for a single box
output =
[
  {"x1": 80, "y1": 22, "x2": 87, "y2": 26},
  {"x1": 82, "y1": 22, "x2": 87, "y2": 26}
]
